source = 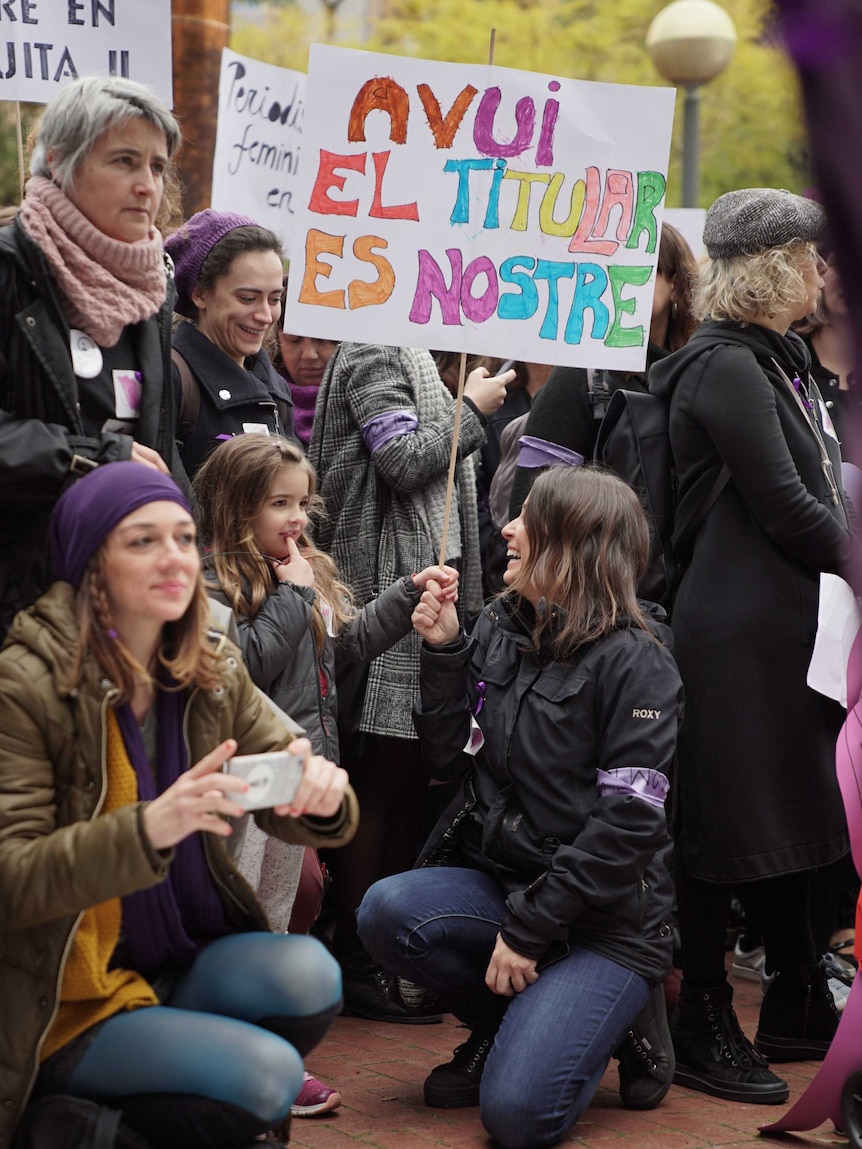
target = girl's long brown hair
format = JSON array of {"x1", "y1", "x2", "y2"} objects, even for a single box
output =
[
  {"x1": 72, "y1": 552, "x2": 224, "y2": 702},
  {"x1": 505, "y1": 466, "x2": 655, "y2": 659},
  {"x1": 193, "y1": 435, "x2": 355, "y2": 654}
]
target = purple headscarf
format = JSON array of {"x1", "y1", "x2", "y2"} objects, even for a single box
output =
[{"x1": 50, "y1": 462, "x2": 191, "y2": 590}]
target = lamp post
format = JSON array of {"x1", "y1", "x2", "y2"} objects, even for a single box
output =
[{"x1": 646, "y1": 0, "x2": 737, "y2": 208}]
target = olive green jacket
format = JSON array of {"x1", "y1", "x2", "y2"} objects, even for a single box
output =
[{"x1": 0, "y1": 582, "x2": 358, "y2": 1147}]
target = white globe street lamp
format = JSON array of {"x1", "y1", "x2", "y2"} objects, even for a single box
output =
[{"x1": 646, "y1": 0, "x2": 737, "y2": 207}]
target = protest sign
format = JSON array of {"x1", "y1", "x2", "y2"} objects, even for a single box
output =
[
  {"x1": 664, "y1": 207, "x2": 707, "y2": 260},
  {"x1": 286, "y1": 45, "x2": 676, "y2": 370},
  {"x1": 0, "y1": 0, "x2": 172, "y2": 105},
  {"x1": 211, "y1": 48, "x2": 306, "y2": 254}
]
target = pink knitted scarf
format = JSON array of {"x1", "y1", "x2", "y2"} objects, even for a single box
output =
[{"x1": 18, "y1": 176, "x2": 167, "y2": 348}]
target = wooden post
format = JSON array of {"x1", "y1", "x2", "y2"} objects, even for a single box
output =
[
  {"x1": 437, "y1": 30, "x2": 496, "y2": 565},
  {"x1": 15, "y1": 103, "x2": 25, "y2": 202},
  {"x1": 170, "y1": 0, "x2": 230, "y2": 216}
]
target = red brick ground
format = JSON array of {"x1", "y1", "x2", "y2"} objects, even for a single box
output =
[{"x1": 291, "y1": 969, "x2": 845, "y2": 1149}]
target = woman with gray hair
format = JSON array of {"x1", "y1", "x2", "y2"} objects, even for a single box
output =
[
  {"x1": 0, "y1": 75, "x2": 185, "y2": 641},
  {"x1": 650, "y1": 189, "x2": 856, "y2": 1104}
]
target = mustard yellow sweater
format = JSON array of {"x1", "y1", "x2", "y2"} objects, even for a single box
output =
[{"x1": 42, "y1": 710, "x2": 158, "y2": 1060}]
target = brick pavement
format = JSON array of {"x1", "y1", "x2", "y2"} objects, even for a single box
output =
[{"x1": 292, "y1": 971, "x2": 844, "y2": 1149}]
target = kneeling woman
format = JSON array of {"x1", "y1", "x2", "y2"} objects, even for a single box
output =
[
  {"x1": 0, "y1": 462, "x2": 357, "y2": 1149},
  {"x1": 359, "y1": 467, "x2": 683, "y2": 1149}
]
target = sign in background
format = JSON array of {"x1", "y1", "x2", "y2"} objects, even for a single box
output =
[
  {"x1": 211, "y1": 48, "x2": 306, "y2": 254},
  {"x1": 286, "y1": 45, "x2": 675, "y2": 370},
  {"x1": 664, "y1": 207, "x2": 707, "y2": 261},
  {"x1": 0, "y1": 0, "x2": 172, "y2": 105}
]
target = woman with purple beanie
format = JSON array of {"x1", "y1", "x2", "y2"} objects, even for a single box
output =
[
  {"x1": 0, "y1": 461, "x2": 357, "y2": 1149},
  {"x1": 164, "y1": 210, "x2": 296, "y2": 477}
]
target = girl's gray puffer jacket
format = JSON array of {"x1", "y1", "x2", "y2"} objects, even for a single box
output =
[{"x1": 206, "y1": 575, "x2": 422, "y2": 760}]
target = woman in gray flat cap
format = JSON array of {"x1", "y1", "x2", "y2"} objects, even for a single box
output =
[{"x1": 650, "y1": 189, "x2": 856, "y2": 1105}]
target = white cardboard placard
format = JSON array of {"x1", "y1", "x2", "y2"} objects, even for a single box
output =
[
  {"x1": 0, "y1": 0, "x2": 172, "y2": 106},
  {"x1": 210, "y1": 48, "x2": 306, "y2": 254},
  {"x1": 285, "y1": 44, "x2": 676, "y2": 369}
]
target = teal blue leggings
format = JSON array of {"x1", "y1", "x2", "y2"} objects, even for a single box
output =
[{"x1": 64, "y1": 933, "x2": 341, "y2": 1131}]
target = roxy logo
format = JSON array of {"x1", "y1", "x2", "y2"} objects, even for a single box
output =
[{"x1": 632, "y1": 708, "x2": 661, "y2": 720}]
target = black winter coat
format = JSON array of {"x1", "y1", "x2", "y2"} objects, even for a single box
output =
[
  {"x1": 0, "y1": 221, "x2": 183, "y2": 640},
  {"x1": 206, "y1": 575, "x2": 421, "y2": 762},
  {"x1": 172, "y1": 320, "x2": 295, "y2": 477},
  {"x1": 508, "y1": 344, "x2": 668, "y2": 518},
  {"x1": 414, "y1": 597, "x2": 683, "y2": 983},
  {"x1": 650, "y1": 320, "x2": 854, "y2": 882}
]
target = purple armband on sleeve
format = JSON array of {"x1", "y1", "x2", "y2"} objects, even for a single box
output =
[
  {"x1": 361, "y1": 410, "x2": 420, "y2": 454},
  {"x1": 517, "y1": 436, "x2": 585, "y2": 469},
  {"x1": 596, "y1": 767, "x2": 669, "y2": 809}
]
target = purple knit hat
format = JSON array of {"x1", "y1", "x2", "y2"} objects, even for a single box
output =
[
  {"x1": 50, "y1": 462, "x2": 192, "y2": 590},
  {"x1": 164, "y1": 208, "x2": 259, "y2": 318}
]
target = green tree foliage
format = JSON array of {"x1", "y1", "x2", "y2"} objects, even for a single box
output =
[{"x1": 231, "y1": 0, "x2": 807, "y2": 207}]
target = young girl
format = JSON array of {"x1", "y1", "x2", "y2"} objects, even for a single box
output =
[
  {"x1": 193, "y1": 435, "x2": 458, "y2": 1042},
  {"x1": 358, "y1": 466, "x2": 683, "y2": 1148}
]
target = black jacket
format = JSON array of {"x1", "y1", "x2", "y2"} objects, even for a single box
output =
[
  {"x1": 508, "y1": 344, "x2": 669, "y2": 518},
  {"x1": 414, "y1": 597, "x2": 683, "y2": 983},
  {"x1": 206, "y1": 575, "x2": 421, "y2": 762},
  {"x1": 650, "y1": 320, "x2": 853, "y2": 880},
  {"x1": 0, "y1": 220, "x2": 182, "y2": 640},
  {"x1": 172, "y1": 320, "x2": 295, "y2": 477}
]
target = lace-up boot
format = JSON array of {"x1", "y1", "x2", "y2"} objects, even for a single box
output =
[
  {"x1": 424, "y1": 1030, "x2": 495, "y2": 1108},
  {"x1": 615, "y1": 981, "x2": 675, "y2": 1109},
  {"x1": 754, "y1": 959, "x2": 840, "y2": 1061},
  {"x1": 670, "y1": 981, "x2": 789, "y2": 1103}
]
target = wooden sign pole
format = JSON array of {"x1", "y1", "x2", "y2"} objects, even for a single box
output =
[
  {"x1": 15, "y1": 103, "x2": 25, "y2": 201},
  {"x1": 437, "y1": 28, "x2": 496, "y2": 566}
]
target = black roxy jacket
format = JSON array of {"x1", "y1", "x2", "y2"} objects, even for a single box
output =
[{"x1": 415, "y1": 596, "x2": 683, "y2": 982}]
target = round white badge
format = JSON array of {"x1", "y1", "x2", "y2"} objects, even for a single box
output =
[
  {"x1": 70, "y1": 329, "x2": 103, "y2": 379},
  {"x1": 219, "y1": 389, "x2": 231, "y2": 400}
]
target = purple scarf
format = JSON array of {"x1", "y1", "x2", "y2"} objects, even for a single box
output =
[
  {"x1": 287, "y1": 378, "x2": 319, "y2": 448},
  {"x1": 115, "y1": 678, "x2": 232, "y2": 977}
]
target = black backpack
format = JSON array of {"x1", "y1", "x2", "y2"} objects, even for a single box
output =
[
  {"x1": 593, "y1": 386, "x2": 729, "y2": 608},
  {"x1": 12, "y1": 1096, "x2": 153, "y2": 1149}
]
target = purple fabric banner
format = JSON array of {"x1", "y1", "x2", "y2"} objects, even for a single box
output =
[{"x1": 761, "y1": 627, "x2": 862, "y2": 1135}]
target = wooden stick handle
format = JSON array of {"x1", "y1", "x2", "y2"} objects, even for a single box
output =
[
  {"x1": 437, "y1": 350, "x2": 467, "y2": 566},
  {"x1": 15, "y1": 103, "x2": 25, "y2": 202}
]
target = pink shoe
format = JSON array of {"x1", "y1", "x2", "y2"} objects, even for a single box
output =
[{"x1": 290, "y1": 1071, "x2": 342, "y2": 1117}]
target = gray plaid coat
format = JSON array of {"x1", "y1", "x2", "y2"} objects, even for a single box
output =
[{"x1": 309, "y1": 342, "x2": 485, "y2": 740}]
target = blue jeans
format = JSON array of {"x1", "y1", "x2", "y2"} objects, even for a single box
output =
[
  {"x1": 63, "y1": 933, "x2": 341, "y2": 1128},
  {"x1": 359, "y1": 868, "x2": 651, "y2": 1149}
]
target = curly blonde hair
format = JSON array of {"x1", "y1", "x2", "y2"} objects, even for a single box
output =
[{"x1": 695, "y1": 240, "x2": 818, "y2": 325}]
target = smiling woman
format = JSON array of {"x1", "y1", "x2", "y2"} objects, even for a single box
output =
[
  {"x1": 164, "y1": 210, "x2": 296, "y2": 477},
  {"x1": 0, "y1": 460, "x2": 358, "y2": 1149},
  {"x1": 0, "y1": 75, "x2": 188, "y2": 643}
]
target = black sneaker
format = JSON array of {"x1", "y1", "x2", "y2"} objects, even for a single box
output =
[
  {"x1": 424, "y1": 1030, "x2": 495, "y2": 1108},
  {"x1": 754, "y1": 960, "x2": 840, "y2": 1062},
  {"x1": 342, "y1": 967, "x2": 444, "y2": 1025},
  {"x1": 671, "y1": 982, "x2": 789, "y2": 1104},
  {"x1": 616, "y1": 982, "x2": 675, "y2": 1110}
]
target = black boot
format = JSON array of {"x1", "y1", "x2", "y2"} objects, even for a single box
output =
[
  {"x1": 424, "y1": 1029, "x2": 496, "y2": 1108},
  {"x1": 670, "y1": 981, "x2": 789, "y2": 1104},
  {"x1": 754, "y1": 959, "x2": 840, "y2": 1062},
  {"x1": 615, "y1": 981, "x2": 675, "y2": 1110},
  {"x1": 334, "y1": 923, "x2": 444, "y2": 1025}
]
